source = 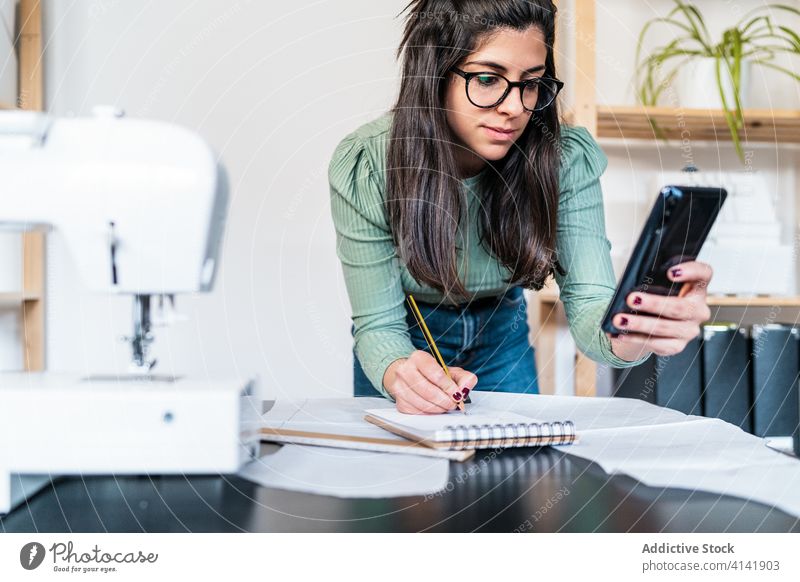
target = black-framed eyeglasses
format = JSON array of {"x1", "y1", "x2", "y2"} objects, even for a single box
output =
[{"x1": 450, "y1": 67, "x2": 564, "y2": 112}]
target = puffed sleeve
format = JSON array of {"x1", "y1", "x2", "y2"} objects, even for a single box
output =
[
  {"x1": 553, "y1": 125, "x2": 651, "y2": 368},
  {"x1": 328, "y1": 132, "x2": 417, "y2": 398}
]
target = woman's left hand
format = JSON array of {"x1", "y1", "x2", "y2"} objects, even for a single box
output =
[{"x1": 607, "y1": 261, "x2": 713, "y2": 361}]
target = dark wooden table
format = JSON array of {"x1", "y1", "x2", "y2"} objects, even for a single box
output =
[{"x1": 3, "y1": 446, "x2": 798, "y2": 532}]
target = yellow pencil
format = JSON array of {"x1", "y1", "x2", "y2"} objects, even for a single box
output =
[{"x1": 406, "y1": 295, "x2": 466, "y2": 414}]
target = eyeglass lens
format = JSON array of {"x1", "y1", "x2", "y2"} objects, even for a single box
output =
[{"x1": 467, "y1": 74, "x2": 559, "y2": 111}]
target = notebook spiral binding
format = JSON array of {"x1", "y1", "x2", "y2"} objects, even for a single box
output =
[{"x1": 442, "y1": 420, "x2": 576, "y2": 450}]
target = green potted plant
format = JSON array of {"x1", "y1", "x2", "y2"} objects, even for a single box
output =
[{"x1": 635, "y1": 1, "x2": 800, "y2": 159}]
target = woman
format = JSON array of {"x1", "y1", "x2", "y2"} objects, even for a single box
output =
[{"x1": 328, "y1": 0, "x2": 712, "y2": 414}]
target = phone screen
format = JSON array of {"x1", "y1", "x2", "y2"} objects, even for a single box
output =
[
  {"x1": 638, "y1": 193, "x2": 721, "y2": 296},
  {"x1": 601, "y1": 185, "x2": 726, "y2": 334}
]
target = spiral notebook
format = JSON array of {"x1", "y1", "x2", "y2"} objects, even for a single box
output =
[
  {"x1": 258, "y1": 398, "x2": 475, "y2": 461},
  {"x1": 364, "y1": 407, "x2": 577, "y2": 450}
]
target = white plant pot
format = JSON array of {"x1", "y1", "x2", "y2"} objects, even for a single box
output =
[
  {"x1": 677, "y1": 57, "x2": 751, "y2": 110},
  {"x1": 0, "y1": 0, "x2": 16, "y2": 106}
]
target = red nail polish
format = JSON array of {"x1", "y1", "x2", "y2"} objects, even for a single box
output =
[
  {"x1": 633, "y1": 296, "x2": 642, "y2": 306},
  {"x1": 671, "y1": 268, "x2": 682, "y2": 278},
  {"x1": 620, "y1": 316, "x2": 629, "y2": 327},
  {"x1": 453, "y1": 392, "x2": 462, "y2": 401},
  {"x1": 462, "y1": 388, "x2": 470, "y2": 397}
]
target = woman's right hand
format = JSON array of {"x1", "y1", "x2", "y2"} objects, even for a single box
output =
[{"x1": 383, "y1": 350, "x2": 478, "y2": 414}]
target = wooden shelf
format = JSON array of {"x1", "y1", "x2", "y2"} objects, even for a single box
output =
[
  {"x1": 706, "y1": 296, "x2": 800, "y2": 308},
  {"x1": 597, "y1": 105, "x2": 800, "y2": 144},
  {"x1": 0, "y1": 102, "x2": 16, "y2": 110},
  {"x1": 538, "y1": 292, "x2": 800, "y2": 308},
  {"x1": 538, "y1": 1, "x2": 800, "y2": 397},
  {"x1": 539, "y1": 290, "x2": 560, "y2": 305},
  {"x1": 15, "y1": 1, "x2": 46, "y2": 372},
  {"x1": 0, "y1": 292, "x2": 41, "y2": 306}
]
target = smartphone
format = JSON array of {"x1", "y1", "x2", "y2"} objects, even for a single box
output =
[{"x1": 601, "y1": 185, "x2": 727, "y2": 335}]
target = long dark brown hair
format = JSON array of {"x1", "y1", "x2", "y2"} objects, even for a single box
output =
[{"x1": 386, "y1": 0, "x2": 562, "y2": 300}]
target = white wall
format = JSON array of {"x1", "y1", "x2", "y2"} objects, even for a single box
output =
[
  {"x1": 13, "y1": 0, "x2": 798, "y2": 399},
  {"x1": 593, "y1": 0, "x2": 800, "y2": 109},
  {"x1": 0, "y1": 0, "x2": 15, "y2": 104}
]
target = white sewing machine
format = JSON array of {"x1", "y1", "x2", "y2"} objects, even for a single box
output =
[{"x1": 0, "y1": 108, "x2": 260, "y2": 514}]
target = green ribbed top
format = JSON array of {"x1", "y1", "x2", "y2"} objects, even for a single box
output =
[{"x1": 328, "y1": 112, "x2": 648, "y2": 397}]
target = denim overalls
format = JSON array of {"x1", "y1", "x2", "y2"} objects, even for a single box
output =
[{"x1": 353, "y1": 286, "x2": 539, "y2": 397}]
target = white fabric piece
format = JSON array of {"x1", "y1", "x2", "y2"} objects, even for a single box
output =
[
  {"x1": 254, "y1": 394, "x2": 800, "y2": 514},
  {"x1": 238, "y1": 444, "x2": 449, "y2": 499},
  {"x1": 472, "y1": 393, "x2": 800, "y2": 517},
  {"x1": 468, "y1": 391, "x2": 693, "y2": 431},
  {"x1": 555, "y1": 415, "x2": 800, "y2": 517}
]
